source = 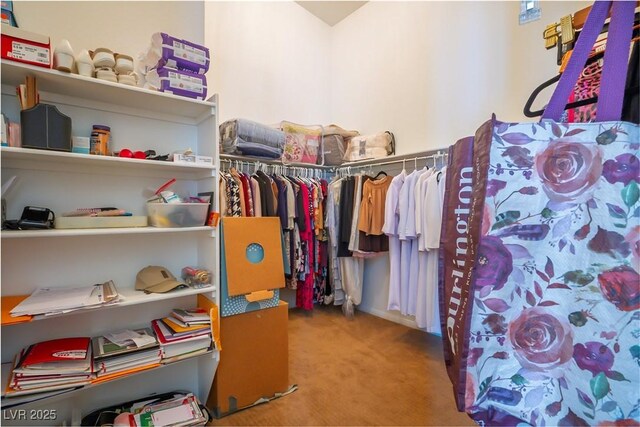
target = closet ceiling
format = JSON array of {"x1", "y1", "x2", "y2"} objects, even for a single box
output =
[{"x1": 295, "y1": 1, "x2": 367, "y2": 26}]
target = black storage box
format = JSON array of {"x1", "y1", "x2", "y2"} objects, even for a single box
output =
[{"x1": 20, "y1": 103, "x2": 71, "y2": 151}]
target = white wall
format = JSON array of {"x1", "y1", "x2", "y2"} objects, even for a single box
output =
[
  {"x1": 12, "y1": 1, "x2": 204, "y2": 73},
  {"x1": 204, "y1": 1, "x2": 332, "y2": 125},
  {"x1": 331, "y1": 0, "x2": 590, "y2": 328},
  {"x1": 330, "y1": 1, "x2": 590, "y2": 155},
  {"x1": 507, "y1": 0, "x2": 592, "y2": 118},
  {"x1": 330, "y1": 1, "x2": 513, "y2": 154}
]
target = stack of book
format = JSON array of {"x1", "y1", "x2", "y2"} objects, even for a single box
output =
[
  {"x1": 151, "y1": 308, "x2": 212, "y2": 364},
  {"x1": 171, "y1": 308, "x2": 211, "y2": 326},
  {"x1": 91, "y1": 328, "x2": 161, "y2": 384},
  {"x1": 5, "y1": 337, "x2": 92, "y2": 397}
]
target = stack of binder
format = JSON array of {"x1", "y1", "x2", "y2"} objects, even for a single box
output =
[
  {"x1": 5, "y1": 337, "x2": 92, "y2": 397},
  {"x1": 151, "y1": 308, "x2": 213, "y2": 363},
  {"x1": 91, "y1": 328, "x2": 161, "y2": 383}
]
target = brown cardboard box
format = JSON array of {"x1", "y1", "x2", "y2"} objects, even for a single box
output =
[{"x1": 207, "y1": 301, "x2": 289, "y2": 417}]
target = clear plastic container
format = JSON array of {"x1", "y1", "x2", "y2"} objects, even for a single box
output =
[{"x1": 146, "y1": 202, "x2": 209, "y2": 227}]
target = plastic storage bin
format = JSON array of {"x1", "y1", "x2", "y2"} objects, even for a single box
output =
[{"x1": 147, "y1": 202, "x2": 209, "y2": 227}]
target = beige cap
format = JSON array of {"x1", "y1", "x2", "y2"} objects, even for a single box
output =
[{"x1": 135, "y1": 266, "x2": 185, "y2": 293}]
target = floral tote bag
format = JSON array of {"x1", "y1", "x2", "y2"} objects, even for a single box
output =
[{"x1": 439, "y1": 2, "x2": 639, "y2": 425}]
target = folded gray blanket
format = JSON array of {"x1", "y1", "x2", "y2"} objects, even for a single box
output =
[{"x1": 219, "y1": 119, "x2": 284, "y2": 159}]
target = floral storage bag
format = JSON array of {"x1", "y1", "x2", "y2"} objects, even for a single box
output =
[
  {"x1": 439, "y1": 2, "x2": 640, "y2": 425},
  {"x1": 281, "y1": 121, "x2": 323, "y2": 164}
]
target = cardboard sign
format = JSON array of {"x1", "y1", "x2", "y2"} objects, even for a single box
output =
[{"x1": 222, "y1": 217, "x2": 284, "y2": 296}]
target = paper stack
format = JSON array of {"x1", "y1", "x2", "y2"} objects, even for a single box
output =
[
  {"x1": 9, "y1": 281, "x2": 120, "y2": 317},
  {"x1": 131, "y1": 392, "x2": 208, "y2": 426},
  {"x1": 91, "y1": 328, "x2": 161, "y2": 383},
  {"x1": 5, "y1": 337, "x2": 92, "y2": 397},
  {"x1": 171, "y1": 308, "x2": 210, "y2": 326},
  {"x1": 151, "y1": 308, "x2": 212, "y2": 364}
]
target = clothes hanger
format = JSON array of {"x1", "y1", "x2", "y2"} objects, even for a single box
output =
[
  {"x1": 529, "y1": 13, "x2": 640, "y2": 117},
  {"x1": 544, "y1": 5, "x2": 640, "y2": 62},
  {"x1": 373, "y1": 169, "x2": 388, "y2": 179},
  {"x1": 524, "y1": 40, "x2": 639, "y2": 118}
]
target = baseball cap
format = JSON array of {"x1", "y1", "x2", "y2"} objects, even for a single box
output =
[{"x1": 135, "y1": 266, "x2": 186, "y2": 293}]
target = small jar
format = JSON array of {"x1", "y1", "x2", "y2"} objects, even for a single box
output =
[{"x1": 90, "y1": 125, "x2": 110, "y2": 155}]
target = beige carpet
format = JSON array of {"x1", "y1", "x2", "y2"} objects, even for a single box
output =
[{"x1": 209, "y1": 306, "x2": 474, "y2": 426}]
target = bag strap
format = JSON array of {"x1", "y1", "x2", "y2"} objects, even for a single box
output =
[
  {"x1": 542, "y1": 0, "x2": 634, "y2": 122},
  {"x1": 597, "y1": 0, "x2": 636, "y2": 121}
]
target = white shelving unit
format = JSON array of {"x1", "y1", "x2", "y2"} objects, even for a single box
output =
[
  {"x1": 11, "y1": 286, "x2": 218, "y2": 324},
  {"x1": 0, "y1": 60, "x2": 220, "y2": 425},
  {"x1": 1, "y1": 225, "x2": 216, "y2": 239},
  {"x1": 0, "y1": 61, "x2": 215, "y2": 123},
  {"x1": 1, "y1": 146, "x2": 216, "y2": 179}
]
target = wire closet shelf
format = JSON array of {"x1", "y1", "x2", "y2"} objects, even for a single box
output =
[{"x1": 220, "y1": 148, "x2": 448, "y2": 178}]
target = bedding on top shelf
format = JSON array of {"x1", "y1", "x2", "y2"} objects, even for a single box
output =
[
  {"x1": 218, "y1": 119, "x2": 397, "y2": 165},
  {"x1": 321, "y1": 125, "x2": 360, "y2": 166},
  {"x1": 219, "y1": 119, "x2": 285, "y2": 159},
  {"x1": 342, "y1": 131, "x2": 395, "y2": 162},
  {"x1": 281, "y1": 121, "x2": 323, "y2": 165}
]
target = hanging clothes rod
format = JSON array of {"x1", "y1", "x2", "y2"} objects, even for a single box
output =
[
  {"x1": 220, "y1": 154, "x2": 334, "y2": 170},
  {"x1": 220, "y1": 155, "x2": 330, "y2": 178},
  {"x1": 220, "y1": 148, "x2": 449, "y2": 174},
  {"x1": 337, "y1": 149, "x2": 448, "y2": 170}
]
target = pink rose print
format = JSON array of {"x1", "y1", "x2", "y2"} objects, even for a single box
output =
[
  {"x1": 598, "y1": 265, "x2": 640, "y2": 312},
  {"x1": 535, "y1": 139, "x2": 603, "y2": 204},
  {"x1": 508, "y1": 307, "x2": 574, "y2": 373}
]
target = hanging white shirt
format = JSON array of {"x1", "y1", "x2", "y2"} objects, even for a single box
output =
[
  {"x1": 396, "y1": 170, "x2": 421, "y2": 315},
  {"x1": 424, "y1": 167, "x2": 447, "y2": 333},
  {"x1": 383, "y1": 170, "x2": 406, "y2": 312},
  {"x1": 397, "y1": 170, "x2": 420, "y2": 241},
  {"x1": 415, "y1": 168, "x2": 434, "y2": 251},
  {"x1": 406, "y1": 168, "x2": 431, "y2": 316}
]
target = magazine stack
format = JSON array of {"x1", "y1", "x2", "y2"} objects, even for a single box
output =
[{"x1": 151, "y1": 308, "x2": 213, "y2": 363}]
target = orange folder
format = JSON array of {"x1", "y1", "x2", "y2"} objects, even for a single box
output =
[
  {"x1": 197, "y1": 294, "x2": 221, "y2": 351},
  {"x1": 2, "y1": 295, "x2": 33, "y2": 325}
]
